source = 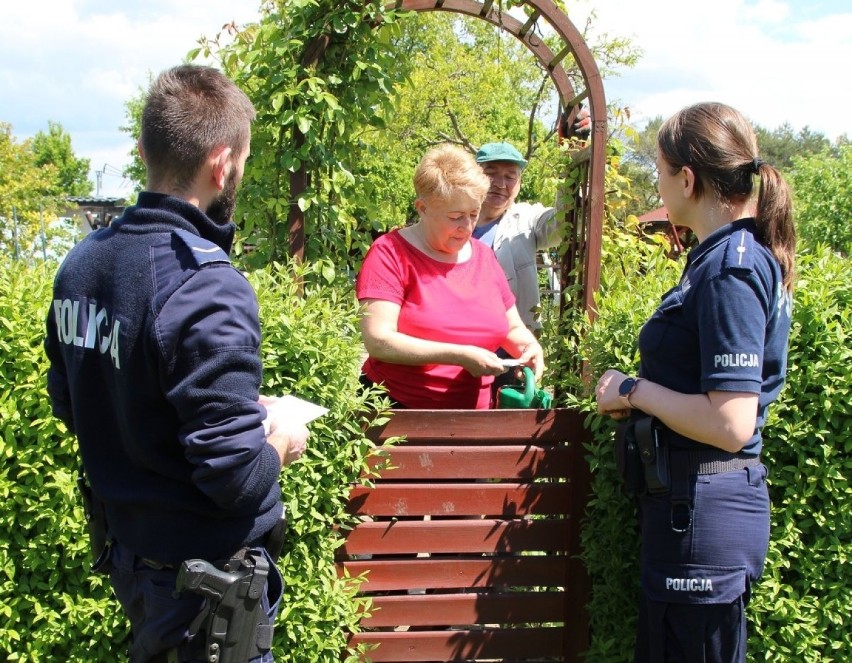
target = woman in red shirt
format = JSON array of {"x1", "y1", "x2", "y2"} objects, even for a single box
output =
[{"x1": 357, "y1": 144, "x2": 543, "y2": 409}]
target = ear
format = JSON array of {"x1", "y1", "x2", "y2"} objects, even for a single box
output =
[
  {"x1": 414, "y1": 198, "x2": 427, "y2": 216},
  {"x1": 209, "y1": 145, "x2": 233, "y2": 191},
  {"x1": 136, "y1": 138, "x2": 146, "y2": 165},
  {"x1": 681, "y1": 165, "x2": 697, "y2": 199}
]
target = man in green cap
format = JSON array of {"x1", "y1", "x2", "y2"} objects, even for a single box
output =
[{"x1": 474, "y1": 140, "x2": 561, "y2": 333}]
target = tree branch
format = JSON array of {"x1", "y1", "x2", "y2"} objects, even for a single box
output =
[
  {"x1": 526, "y1": 73, "x2": 551, "y2": 159},
  {"x1": 443, "y1": 100, "x2": 477, "y2": 154}
]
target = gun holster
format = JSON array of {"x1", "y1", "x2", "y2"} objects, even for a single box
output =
[
  {"x1": 76, "y1": 469, "x2": 113, "y2": 575},
  {"x1": 177, "y1": 549, "x2": 273, "y2": 663},
  {"x1": 634, "y1": 417, "x2": 670, "y2": 494}
]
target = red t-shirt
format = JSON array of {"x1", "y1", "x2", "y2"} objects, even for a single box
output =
[{"x1": 356, "y1": 229, "x2": 515, "y2": 409}]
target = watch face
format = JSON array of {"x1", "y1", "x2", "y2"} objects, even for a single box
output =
[{"x1": 619, "y1": 377, "x2": 636, "y2": 397}]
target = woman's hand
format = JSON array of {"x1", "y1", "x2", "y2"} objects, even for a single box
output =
[
  {"x1": 595, "y1": 369, "x2": 631, "y2": 420},
  {"x1": 501, "y1": 306, "x2": 545, "y2": 381},
  {"x1": 518, "y1": 340, "x2": 545, "y2": 382},
  {"x1": 459, "y1": 346, "x2": 507, "y2": 378}
]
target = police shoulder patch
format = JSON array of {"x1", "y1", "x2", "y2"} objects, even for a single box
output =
[
  {"x1": 172, "y1": 228, "x2": 230, "y2": 268},
  {"x1": 722, "y1": 228, "x2": 755, "y2": 272}
]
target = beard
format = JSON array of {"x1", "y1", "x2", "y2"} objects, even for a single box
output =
[{"x1": 205, "y1": 170, "x2": 239, "y2": 224}]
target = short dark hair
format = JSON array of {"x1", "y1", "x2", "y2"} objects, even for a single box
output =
[{"x1": 140, "y1": 64, "x2": 256, "y2": 192}]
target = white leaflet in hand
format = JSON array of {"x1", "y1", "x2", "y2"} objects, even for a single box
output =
[{"x1": 262, "y1": 395, "x2": 328, "y2": 434}]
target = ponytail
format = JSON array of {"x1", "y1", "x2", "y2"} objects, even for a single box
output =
[{"x1": 754, "y1": 161, "x2": 796, "y2": 291}]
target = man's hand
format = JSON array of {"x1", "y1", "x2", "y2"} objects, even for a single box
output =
[
  {"x1": 266, "y1": 420, "x2": 309, "y2": 466},
  {"x1": 564, "y1": 104, "x2": 591, "y2": 140}
]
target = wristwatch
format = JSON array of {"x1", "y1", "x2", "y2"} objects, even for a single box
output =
[{"x1": 618, "y1": 377, "x2": 643, "y2": 408}]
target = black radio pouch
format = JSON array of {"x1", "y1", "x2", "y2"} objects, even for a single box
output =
[
  {"x1": 615, "y1": 420, "x2": 645, "y2": 495},
  {"x1": 635, "y1": 417, "x2": 670, "y2": 494}
]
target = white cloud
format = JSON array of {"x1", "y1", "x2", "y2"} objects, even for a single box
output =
[{"x1": 572, "y1": 0, "x2": 852, "y2": 141}]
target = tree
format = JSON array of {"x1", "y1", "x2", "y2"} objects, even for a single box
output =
[
  {"x1": 0, "y1": 122, "x2": 81, "y2": 261},
  {"x1": 179, "y1": 1, "x2": 401, "y2": 270},
  {"x1": 755, "y1": 123, "x2": 831, "y2": 172},
  {"x1": 359, "y1": 8, "x2": 642, "y2": 228},
  {"x1": 618, "y1": 117, "x2": 836, "y2": 221},
  {"x1": 119, "y1": 81, "x2": 149, "y2": 195},
  {"x1": 30, "y1": 121, "x2": 93, "y2": 198},
  {"x1": 616, "y1": 115, "x2": 663, "y2": 219}
]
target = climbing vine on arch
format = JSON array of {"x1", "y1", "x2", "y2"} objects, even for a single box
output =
[{"x1": 194, "y1": 0, "x2": 403, "y2": 271}]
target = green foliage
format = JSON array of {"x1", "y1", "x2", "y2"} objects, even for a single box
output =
[
  {"x1": 749, "y1": 248, "x2": 852, "y2": 660},
  {"x1": 359, "y1": 12, "x2": 560, "y2": 228},
  {"x1": 790, "y1": 145, "x2": 852, "y2": 257},
  {"x1": 190, "y1": 1, "x2": 400, "y2": 270},
  {"x1": 616, "y1": 115, "x2": 836, "y2": 221},
  {"x1": 615, "y1": 115, "x2": 663, "y2": 219},
  {"x1": 0, "y1": 258, "x2": 124, "y2": 661},
  {"x1": 246, "y1": 260, "x2": 387, "y2": 661},
  {"x1": 162, "y1": 1, "x2": 640, "y2": 271},
  {"x1": 0, "y1": 256, "x2": 387, "y2": 661},
  {"x1": 118, "y1": 81, "x2": 150, "y2": 197},
  {"x1": 0, "y1": 123, "x2": 78, "y2": 261}
]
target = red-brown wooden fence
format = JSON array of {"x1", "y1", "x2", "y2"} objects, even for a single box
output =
[{"x1": 336, "y1": 408, "x2": 593, "y2": 662}]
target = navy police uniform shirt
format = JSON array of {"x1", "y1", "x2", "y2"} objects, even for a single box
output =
[
  {"x1": 45, "y1": 192, "x2": 282, "y2": 565},
  {"x1": 637, "y1": 218, "x2": 792, "y2": 455}
]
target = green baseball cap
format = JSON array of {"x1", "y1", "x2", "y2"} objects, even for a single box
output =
[{"x1": 475, "y1": 142, "x2": 528, "y2": 169}]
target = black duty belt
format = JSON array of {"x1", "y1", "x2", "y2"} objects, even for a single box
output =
[
  {"x1": 680, "y1": 449, "x2": 761, "y2": 475},
  {"x1": 632, "y1": 416, "x2": 764, "y2": 533}
]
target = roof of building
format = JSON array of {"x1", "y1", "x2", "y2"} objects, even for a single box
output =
[
  {"x1": 637, "y1": 205, "x2": 668, "y2": 223},
  {"x1": 66, "y1": 196, "x2": 126, "y2": 206}
]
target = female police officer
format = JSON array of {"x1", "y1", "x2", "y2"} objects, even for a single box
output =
[{"x1": 595, "y1": 102, "x2": 795, "y2": 662}]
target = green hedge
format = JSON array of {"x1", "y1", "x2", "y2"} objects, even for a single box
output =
[
  {"x1": 0, "y1": 257, "x2": 386, "y2": 662},
  {"x1": 560, "y1": 235, "x2": 852, "y2": 661}
]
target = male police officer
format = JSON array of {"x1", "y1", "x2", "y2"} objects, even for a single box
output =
[{"x1": 45, "y1": 64, "x2": 308, "y2": 662}]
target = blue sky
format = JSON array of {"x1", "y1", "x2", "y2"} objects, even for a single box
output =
[{"x1": 1, "y1": 0, "x2": 850, "y2": 198}]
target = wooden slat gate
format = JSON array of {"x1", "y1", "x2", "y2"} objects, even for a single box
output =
[{"x1": 336, "y1": 409, "x2": 593, "y2": 661}]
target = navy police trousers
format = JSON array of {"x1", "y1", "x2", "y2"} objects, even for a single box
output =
[{"x1": 634, "y1": 463, "x2": 769, "y2": 663}]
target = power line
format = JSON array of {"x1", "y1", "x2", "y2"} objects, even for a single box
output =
[{"x1": 95, "y1": 163, "x2": 127, "y2": 196}]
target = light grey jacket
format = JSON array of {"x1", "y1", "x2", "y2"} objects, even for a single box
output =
[{"x1": 491, "y1": 202, "x2": 560, "y2": 330}]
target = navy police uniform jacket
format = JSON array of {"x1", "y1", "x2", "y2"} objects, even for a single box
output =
[
  {"x1": 45, "y1": 192, "x2": 282, "y2": 565},
  {"x1": 637, "y1": 218, "x2": 792, "y2": 456}
]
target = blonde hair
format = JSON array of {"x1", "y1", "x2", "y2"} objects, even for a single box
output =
[
  {"x1": 658, "y1": 102, "x2": 795, "y2": 290},
  {"x1": 413, "y1": 144, "x2": 490, "y2": 203}
]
